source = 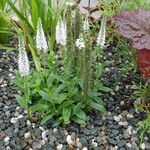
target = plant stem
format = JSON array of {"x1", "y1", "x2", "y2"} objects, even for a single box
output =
[{"x1": 24, "y1": 76, "x2": 32, "y2": 119}]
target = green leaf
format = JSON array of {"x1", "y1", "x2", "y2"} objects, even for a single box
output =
[
  {"x1": 58, "y1": 101, "x2": 74, "y2": 111},
  {"x1": 51, "y1": 93, "x2": 67, "y2": 104},
  {"x1": 41, "y1": 113, "x2": 55, "y2": 125},
  {"x1": 72, "y1": 116, "x2": 86, "y2": 125},
  {"x1": 88, "y1": 92, "x2": 105, "y2": 106},
  {"x1": 6, "y1": 0, "x2": 33, "y2": 31},
  {"x1": 31, "y1": 0, "x2": 39, "y2": 29},
  {"x1": 100, "y1": 86, "x2": 112, "y2": 92},
  {"x1": 73, "y1": 102, "x2": 83, "y2": 114},
  {"x1": 31, "y1": 103, "x2": 49, "y2": 112},
  {"x1": 75, "y1": 109, "x2": 87, "y2": 121},
  {"x1": 89, "y1": 100, "x2": 106, "y2": 113},
  {"x1": 15, "y1": 94, "x2": 28, "y2": 109},
  {"x1": 62, "y1": 106, "x2": 72, "y2": 124},
  {"x1": 54, "y1": 84, "x2": 66, "y2": 94},
  {"x1": 52, "y1": 119, "x2": 62, "y2": 127},
  {"x1": 39, "y1": 90, "x2": 49, "y2": 100}
]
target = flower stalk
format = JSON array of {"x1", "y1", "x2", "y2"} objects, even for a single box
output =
[{"x1": 97, "y1": 16, "x2": 107, "y2": 48}]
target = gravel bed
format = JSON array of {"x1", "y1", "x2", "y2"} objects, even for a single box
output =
[{"x1": 0, "y1": 44, "x2": 150, "y2": 150}]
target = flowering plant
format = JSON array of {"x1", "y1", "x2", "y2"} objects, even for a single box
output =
[{"x1": 13, "y1": 4, "x2": 111, "y2": 126}]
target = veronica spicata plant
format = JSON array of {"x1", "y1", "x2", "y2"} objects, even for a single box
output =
[
  {"x1": 14, "y1": 35, "x2": 31, "y2": 118},
  {"x1": 14, "y1": 4, "x2": 109, "y2": 126}
]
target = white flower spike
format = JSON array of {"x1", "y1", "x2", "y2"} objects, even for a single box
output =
[
  {"x1": 56, "y1": 19, "x2": 67, "y2": 46},
  {"x1": 76, "y1": 37, "x2": 85, "y2": 50},
  {"x1": 18, "y1": 36, "x2": 30, "y2": 76},
  {"x1": 83, "y1": 18, "x2": 90, "y2": 32},
  {"x1": 97, "y1": 16, "x2": 107, "y2": 48},
  {"x1": 36, "y1": 18, "x2": 48, "y2": 53}
]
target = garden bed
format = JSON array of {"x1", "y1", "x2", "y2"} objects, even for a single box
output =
[{"x1": 0, "y1": 41, "x2": 149, "y2": 150}]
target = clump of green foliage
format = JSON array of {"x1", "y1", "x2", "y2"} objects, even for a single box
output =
[{"x1": 13, "y1": 4, "x2": 110, "y2": 126}]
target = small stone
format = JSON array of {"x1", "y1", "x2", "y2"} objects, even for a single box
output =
[
  {"x1": 119, "y1": 121, "x2": 128, "y2": 126},
  {"x1": 108, "y1": 138, "x2": 117, "y2": 145},
  {"x1": 126, "y1": 142, "x2": 132, "y2": 148},
  {"x1": 82, "y1": 147, "x2": 88, "y2": 150},
  {"x1": 4, "y1": 136, "x2": 10, "y2": 143},
  {"x1": 115, "y1": 86, "x2": 119, "y2": 91},
  {"x1": 140, "y1": 143, "x2": 145, "y2": 150},
  {"x1": 42, "y1": 130, "x2": 49, "y2": 139},
  {"x1": 10, "y1": 117, "x2": 17, "y2": 124},
  {"x1": 16, "y1": 106, "x2": 20, "y2": 111},
  {"x1": 144, "y1": 136, "x2": 149, "y2": 141},
  {"x1": 145, "y1": 142, "x2": 150, "y2": 149},
  {"x1": 6, "y1": 146, "x2": 11, "y2": 150},
  {"x1": 66, "y1": 135, "x2": 72, "y2": 144},
  {"x1": 126, "y1": 114, "x2": 134, "y2": 119},
  {"x1": 27, "y1": 120, "x2": 31, "y2": 126},
  {"x1": 14, "y1": 111, "x2": 20, "y2": 117},
  {"x1": 118, "y1": 140, "x2": 126, "y2": 147},
  {"x1": 114, "y1": 116, "x2": 120, "y2": 122},
  {"x1": 71, "y1": 132, "x2": 76, "y2": 141},
  {"x1": 120, "y1": 101, "x2": 125, "y2": 106},
  {"x1": 32, "y1": 123, "x2": 35, "y2": 128},
  {"x1": 112, "y1": 130, "x2": 119, "y2": 136},
  {"x1": 76, "y1": 141, "x2": 82, "y2": 149},
  {"x1": 91, "y1": 141, "x2": 98, "y2": 148},
  {"x1": 39, "y1": 126, "x2": 45, "y2": 131},
  {"x1": 57, "y1": 144, "x2": 63, "y2": 150},
  {"x1": 41, "y1": 139, "x2": 46, "y2": 145},
  {"x1": 14, "y1": 128, "x2": 19, "y2": 134},
  {"x1": 49, "y1": 135, "x2": 57, "y2": 143},
  {"x1": 32, "y1": 141, "x2": 42, "y2": 149},
  {"x1": 53, "y1": 128, "x2": 57, "y2": 132},
  {"x1": 126, "y1": 126, "x2": 132, "y2": 135},
  {"x1": 24, "y1": 132, "x2": 31, "y2": 139},
  {"x1": 105, "y1": 68, "x2": 110, "y2": 72},
  {"x1": 110, "y1": 146, "x2": 118, "y2": 150},
  {"x1": 17, "y1": 115, "x2": 24, "y2": 119}
]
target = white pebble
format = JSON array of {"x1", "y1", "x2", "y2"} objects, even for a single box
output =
[
  {"x1": 126, "y1": 142, "x2": 132, "y2": 148},
  {"x1": 120, "y1": 101, "x2": 125, "y2": 106},
  {"x1": 53, "y1": 128, "x2": 57, "y2": 132},
  {"x1": 119, "y1": 121, "x2": 128, "y2": 126},
  {"x1": 10, "y1": 117, "x2": 17, "y2": 124},
  {"x1": 105, "y1": 68, "x2": 110, "y2": 72},
  {"x1": 66, "y1": 135, "x2": 72, "y2": 144},
  {"x1": 144, "y1": 136, "x2": 149, "y2": 141},
  {"x1": 39, "y1": 126, "x2": 45, "y2": 131},
  {"x1": 140, "y1": 143, "x2": 146, "y2": 150},
  {"x1": 126, "y1": 114, "x2": 134, "y2": 119},
  {"x1": 126, "y1": 126, "x2": 132, "y2": 135},
  {"x1": 42, "y1": 130, "x2": 49, "y2": 139},
  {"x1": 114, "y1": 116, "x2": 120, "y2": 122},
  {"x1": 82, "y1": 147, "x2": 88, "y2": 150},
  {"x1": 16, "y1": 106, "x2": 20, "y2": 110},
  {"x1": 41, "y1": 139, "x2": 46, "y2": 145},
  {"x1": 27, "y1": 120, "x2": 31, "y2": 126},
  {"x1": 24, "y1": 132, "x2": 31, "y2": 139},
  {"x1": 14, "y1": 111, "x2": 20, "y2": 117},
  {"x1": 4, "y1": 136, "x2": 10, "y2": 142},
  {"x1": 92, "y1": 141, "x2": 98, "y2": 148},
  {"x1": 111, "y1": 92, "x2": 115, "y2": 95},
  {"x1": 108, "y1": 52, "x2": 112, "y2": 56},
  {"x1": 32, "y1": 123, "x2": 35, "y2": 128},
  {"x1": 17, "y1": 115, "x2": 23, "y2": 119},
  {"x1": 6, "y1": 146, "x2": 11, "y2": 150},
  {"x1": 57, "y1": 144, "x2": 63, "y2": 150},
  {"x1": 115, "y1": 86, "x2": 119, "y2": 91}
]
